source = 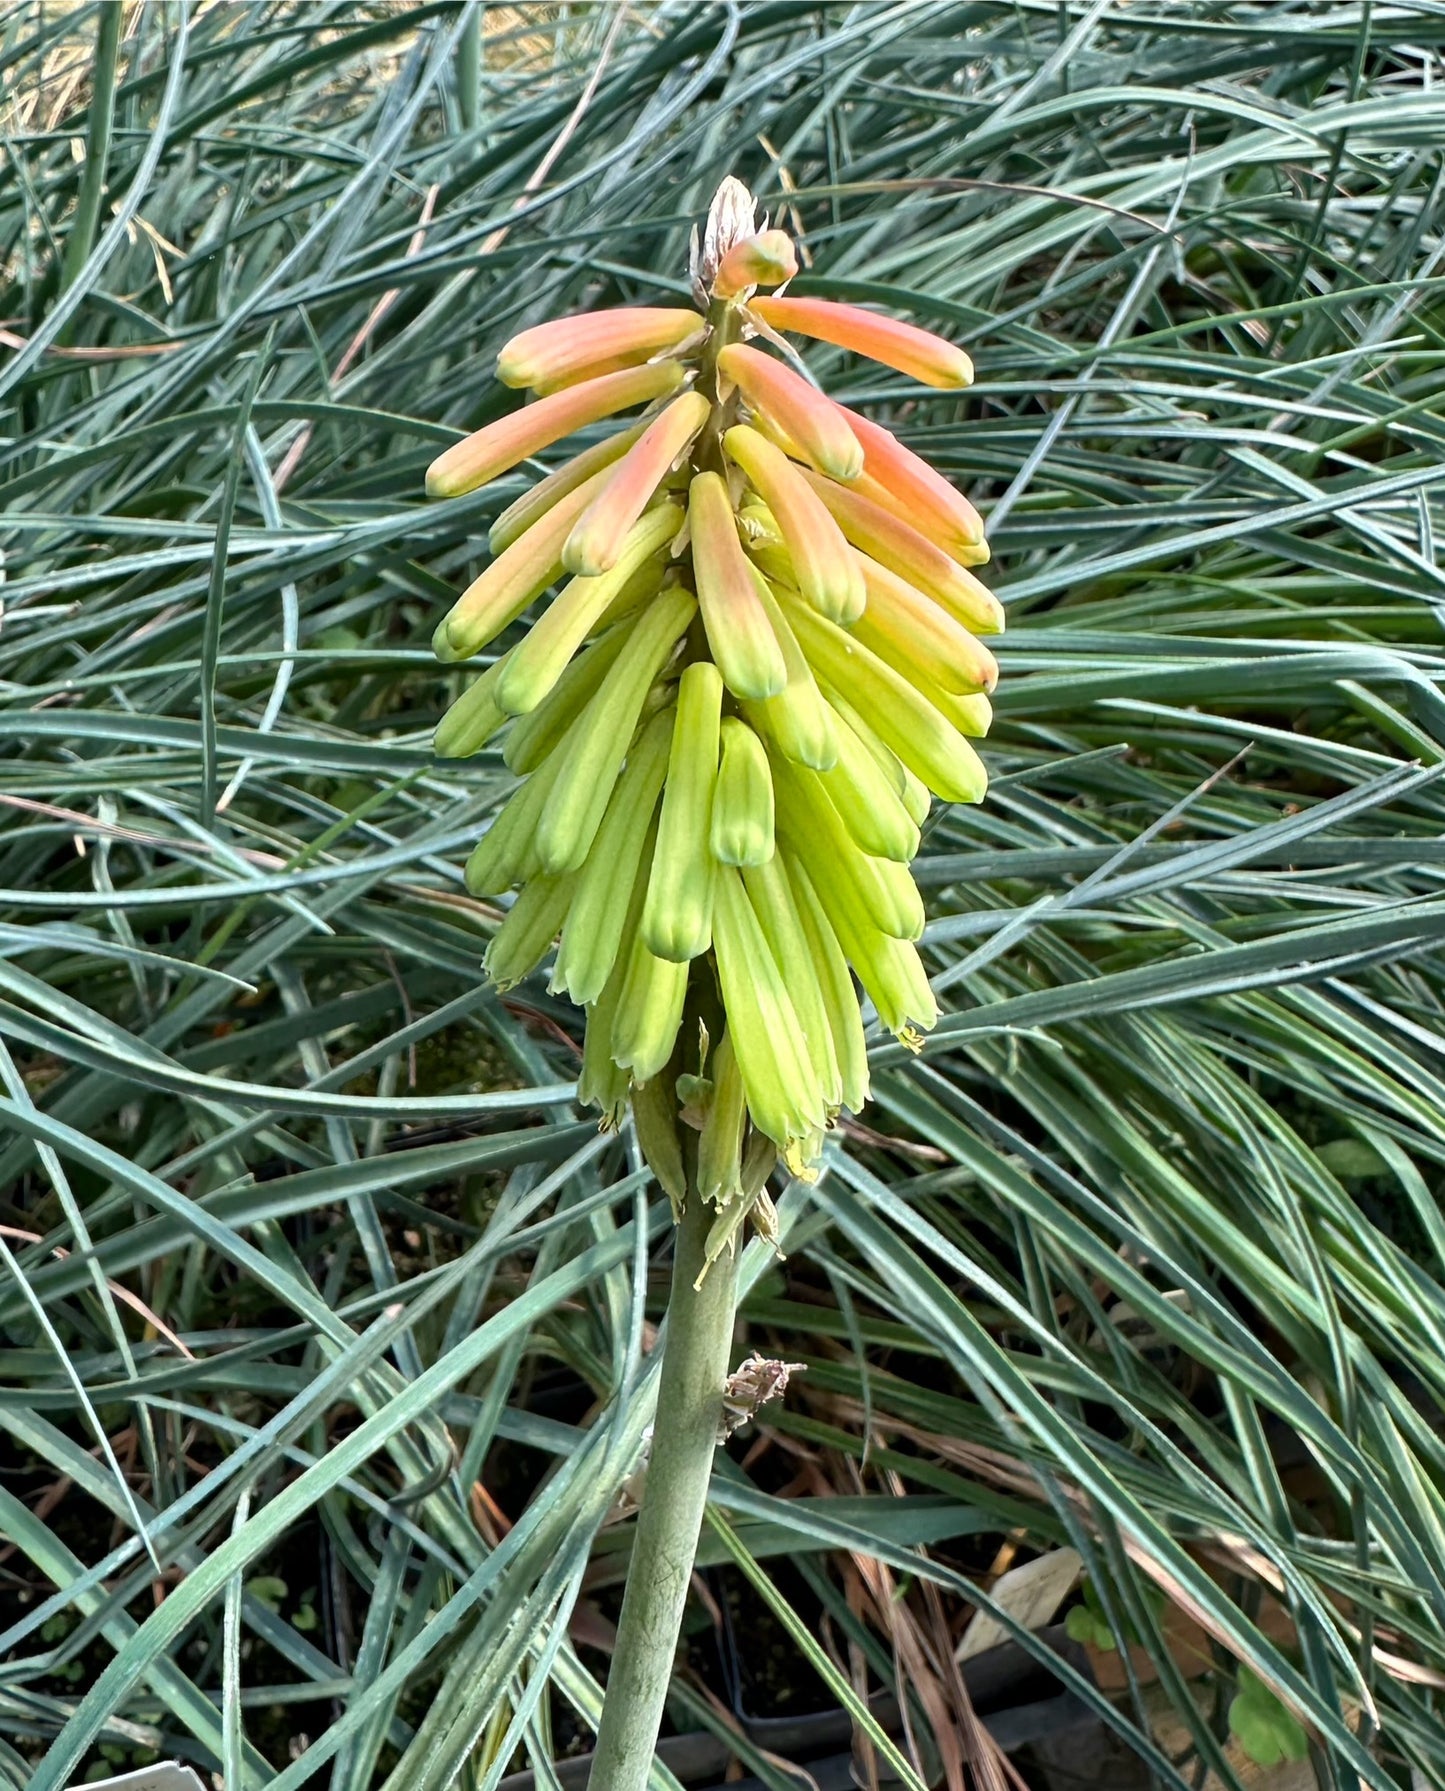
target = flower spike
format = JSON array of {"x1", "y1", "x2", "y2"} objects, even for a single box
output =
[{"x1": 426, "y1": 175, "x2": 998, "y2": 1193}]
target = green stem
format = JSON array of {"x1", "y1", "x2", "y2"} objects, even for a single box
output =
[
  {"x1": 586, "y1": 1191, "x2": 740, "y2": 1791},
  {"x1": 60, "y1": 0, "x2": 123, "y2": 300},
  {"x1": 695, "y1": 294, "x2": 742, "y2": 476}
]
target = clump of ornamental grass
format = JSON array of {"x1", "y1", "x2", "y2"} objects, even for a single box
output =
[
  {"x1": 428, "y1": 177, "x2": 996, "y2": 1263},
  {"x1": 424, "y1": 176, "x2": 996, "y2": 1791}
]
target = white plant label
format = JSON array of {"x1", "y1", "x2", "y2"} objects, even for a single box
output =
[{"x1": 66, "y1": 1765, "x2": 208, "y2": 1791}]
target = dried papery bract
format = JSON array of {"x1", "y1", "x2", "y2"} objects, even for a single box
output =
[{"x1": 425, "y1": 175, "x2": 998, "y2": 1791}]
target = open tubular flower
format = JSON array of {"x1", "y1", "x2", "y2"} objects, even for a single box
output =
[{"x1": 428, "y1": 176, "x2": 999, "y2": 1233}]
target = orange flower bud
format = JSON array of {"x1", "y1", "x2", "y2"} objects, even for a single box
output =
[
  {"x1": 713, "y1": 229, "x2": 798, "y2": 300},
  {"x1": 496, "y1": 307, "x2": 703, "y2": 390},
  {"x1": 835, "y1": 404, "x2": 985, "y2": 553},
  {"x1": 529, "y1": 355, "x2": 677, "y2": 397},
  {"x1": 746, "y1": 404, "x2": 987, "y2": 566},
  {"x1": 716, "y1": 343, "x2": 863, "y2": 483},
  {"x1": 750, "y1": 295, "x2": 973, "y2": 388},
  {"x1": 490, "y1": 421, "x2": 648, "y2": 554},
  {"x1": 564, "y1": 392, "x2": 710, "y2": 577},
  {"x1": 851, "y1": 469, "x2": 988, "y2": 568},
  {"x1": 799, "y1": 467, "x2": 1003, "y2": 634},
  {"x1": 426, "y1": 360, "x2": 686, "y2": 499}
]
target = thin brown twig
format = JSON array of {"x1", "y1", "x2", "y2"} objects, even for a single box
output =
[
  {"x1": 478, "y1": 4, "x2": 627, "y2": 260},
  {"x1": 388, "y1": 881, "x2": 503, "y2": 921},
  {"x1": 836, "y1": 1114, "x2": 948, "y2": 1163},
  {"x1": 0, "y1": 791, "x2": 286, "y2": 868},
  {"x1": 0, "y1": 1472, "x2": 73, "y2": 1566},
  {"x1": 823, "y1": 1393, "x2": 1430, "y2": 1718},
  {"x1": 918, "y1": 1570, "x2": 1015, "y2": 1791}
]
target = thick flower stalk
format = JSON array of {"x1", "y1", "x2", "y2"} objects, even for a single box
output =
[{"x1": 429, "y1": 179, "x2": 997, "y2": 1242}]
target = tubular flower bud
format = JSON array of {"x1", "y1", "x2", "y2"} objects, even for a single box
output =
[
  {"x1": 553, "y1": 712, "x2": 673, "y2": 1005},
  {"x1": 425, "y1": 176, "x2": 1002, "y2": 1198},
  {"x1": 535, "y1": 586, "x2": 697, "y2": 873},
  {"x1": 485, "y1": 873, "x2": 577, "y2": 991},
  {"x1": 696, "y1": 1032, "x2": 748, "y2": 1206},
  {"x1": 741, "y1": 854, "x2": 841, "y2": 1109},
  {"x1": 504, "y1": 616, "x2": 641, "y2": 773},
  {"x1": 611, "y1": 930, "x2": 690, "y2": 1084},
  {"x1": 434, "y1": 652, "x2": 510, "y2": 759},
  {"x1": 836, "y1": 403, "x2": 985, "y2": 553},
  {"x1": 642, "y1": 661, "x2": 724, "y2": 962},
  {"x1": 497, "y1": 307, "x2": 704, "y2": 390},
  {"x1": 710, "y1": 717, "x2": 774, "y2": 866},
  {"x1": 749, "y1": 295, "x2": 974, "y2": 389},
  {"x1": 798, "y1": 467, "x2": 1004, "y2": 633},
  {"x1": 564, "y1": 392, "x2": 710, "y2": 577},
  {"x1": 852, "y1": 553, "x2": 999, "y2": 695},
  {"x1": 712, "y1": 230, "x2": 798, "y2": 301},
  {"x1": 688, "y1": 472, "x2": 788, "y2": 700},
  {"x1": 498, "y1": 503, "x2": 683, "y2": 715},
  {"x1": 820, "y1": 707, "x2": 920, "y2": 863},
  {"x1": 426, "y1": 360, "x2": 686, "y2": 498},
  {"x1": 712, "y1": 867, "x2": 827, "y2": 1146},
  {"x1": 739, "y1": 573, "x2": 838, "y2": 770},
  {"x1": 724, "y1": 424, "x2": 864, "y2": 623},
  {"x1": 490, "y1": 423, "x2": 647, "y2": 554},
  {"x1": 716, "y1": 343, "x2": 863, "y2": 482},
  {"x1": 439, "y1": 470, "x2": 611, "y2": 659},
  {"x1": 780, "y1": 593, "x2": 988, "y2": 804}
]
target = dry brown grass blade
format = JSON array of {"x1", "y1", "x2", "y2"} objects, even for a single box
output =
[
  {"x1": 0, "y1": 1222, "x2": 194, "y2": 1358},
  {"x1": 0, "y1": 327, "x2": 181, "y2": 361}
]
